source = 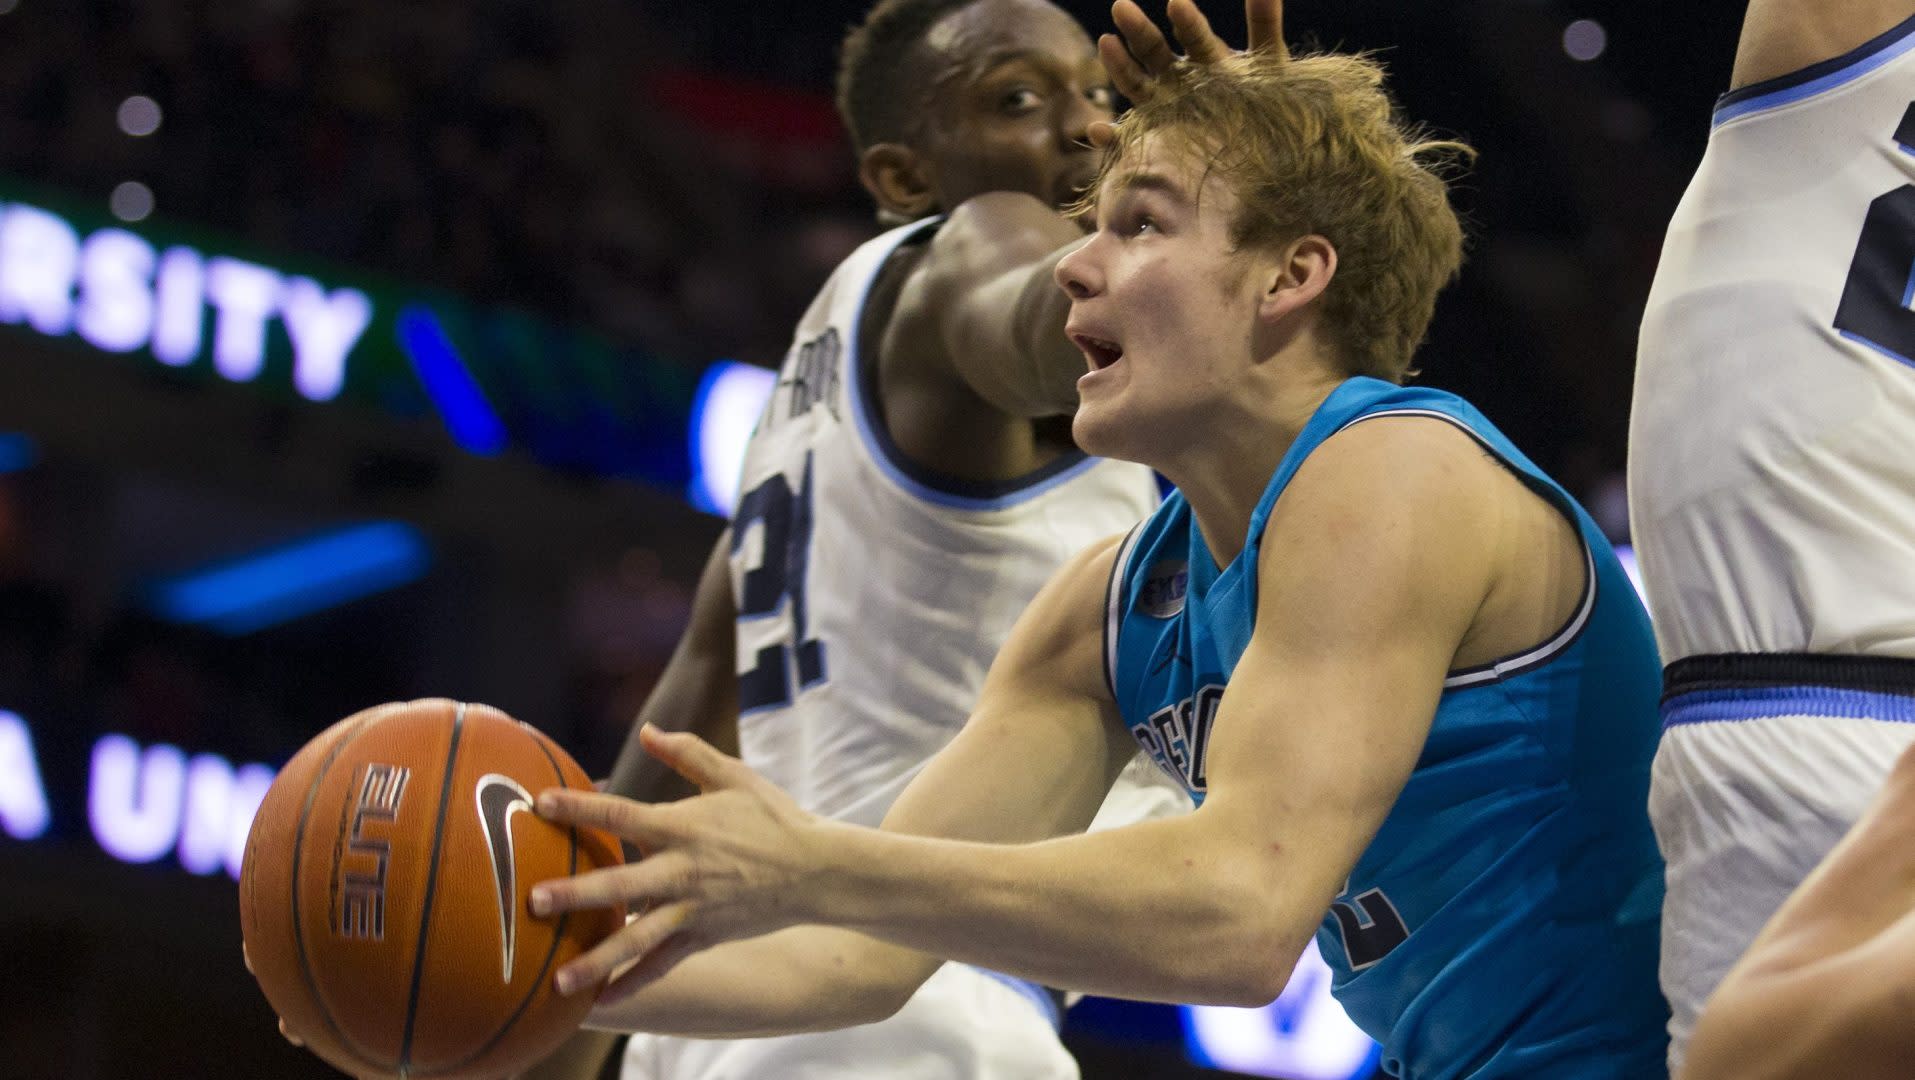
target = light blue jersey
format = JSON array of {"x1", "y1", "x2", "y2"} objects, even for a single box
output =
[{"x1": 1106, "y1": 378, "x2": 1667, "y2": 1078}]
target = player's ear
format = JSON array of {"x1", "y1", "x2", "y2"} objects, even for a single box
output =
[
  {"x1": 859, "y1": 143, "x2": 940, "y2": 223},
  {"x1": 1257, "y1": 233, "x2": 1337, "y2": 325}
]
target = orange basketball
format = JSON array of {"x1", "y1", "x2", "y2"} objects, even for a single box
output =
[{"x1": 239, "y1": 699, "x2": 624, "y2": 1079}]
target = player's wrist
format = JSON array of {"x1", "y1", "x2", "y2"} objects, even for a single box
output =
[{"x1": 793, "y1": 818, "x2": 889, "y2": 927}]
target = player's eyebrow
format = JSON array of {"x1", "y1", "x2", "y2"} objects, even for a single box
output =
[
  {"x1": 966, "y1": 46, "x2": 1095, "y2": 80},
  {"x1": 1107, "y1": 171, "x2": 1189, "y2": 204}
]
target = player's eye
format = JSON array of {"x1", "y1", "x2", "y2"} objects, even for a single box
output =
[
  {"x1": 1087, "y1": 86, "x2": 1117, "y2": 111},
  {"x1": 1001, "y1": 87, "x2": 1042, "y2": 113}
]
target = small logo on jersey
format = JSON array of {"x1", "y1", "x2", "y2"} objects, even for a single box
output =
[
  {"x1": 476, "y1": 773, "x2": 535, "y2": 983},
  {"x1": 1131, "y1": 683, "x2": 1223, "y2": 793},
  {"x1": 336, "y1": 763, "x2": 410, "y2": 941},
  {"x1": 779, "y1": 328, "x2": 841, "y2": 424},
  {"x1": 1138, "y1": 560, "x2": 1188, "y2": 618}
]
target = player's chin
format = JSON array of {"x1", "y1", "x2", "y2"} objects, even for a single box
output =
[{"x1": 1070, "y1": 401, "x2": 1140, "y2": 464}]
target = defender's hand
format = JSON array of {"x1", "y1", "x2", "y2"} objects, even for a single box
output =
[
  {"x1": 530, "y1": 725, "x2": 831, "y2": 1001},
  {"x1": 1101, "y1": 0, "x2": 1287, "y2": 105}
]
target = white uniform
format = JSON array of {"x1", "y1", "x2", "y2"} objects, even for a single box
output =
[
  {"x1": 624, "y1": 219, "x2": 1190, "y2": 1080},
  {"x1": 1628, "y1": 13, "x2": 1915, "y2": 1069}
]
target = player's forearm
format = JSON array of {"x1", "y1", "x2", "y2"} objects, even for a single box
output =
[
  {"x1": 604, "y1": 535, "x2": 738, "y2": 803},
  {"x1": 810, "y1": 813, "x2": 1308, "y2": 1007},
  {"x1": 1009, "y1": 245, "x2": 1090, "y2": 415},
  {"x1": 584, "y1": 926, "x2": 934, "y2": 1038},
  {"x1": 1683, "y1": 970, "x2": 1909, "y2": 1080}
]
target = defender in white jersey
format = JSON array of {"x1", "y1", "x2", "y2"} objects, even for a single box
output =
[
  {"x1": 521, "y1": 2, "x2": 1188, "y2": 1078},
  {"x1": 1626, "y1": 1, "x2": 1915, "y2": 1069}
]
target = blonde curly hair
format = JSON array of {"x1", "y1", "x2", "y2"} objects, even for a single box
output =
[{"x1": 1082, "y1": 50, "x2": 1472, "y2": 383}]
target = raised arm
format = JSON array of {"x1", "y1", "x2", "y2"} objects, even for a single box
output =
[
  {"x1": 907, "y1": 191, "x2": 1092, "y2": 418},
  {"x1": 1731, "y1": 0, "x2": 1912, "y2": 90},
  {"x1": 900, "y1": 0, "x2": 1291, "y2": 420}
]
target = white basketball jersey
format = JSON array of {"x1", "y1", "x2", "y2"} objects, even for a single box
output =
[
  {"x1": 1630, "y1": 17, "x2": 1915, "y2": 662},
  {"x1": 729, "y1": 218, "x2": 1172, "y2": 827}
]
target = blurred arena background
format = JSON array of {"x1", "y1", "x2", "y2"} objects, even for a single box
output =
[{"x1": 0, "y1": 1, "x2": 1732, "y2": 1077}]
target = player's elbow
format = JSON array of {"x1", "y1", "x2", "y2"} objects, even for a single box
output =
[
  {"x1": 1208, "y1": 935, "x2": 1303, "y2": 1008},
  {"x1": 1177, "y1": 903, "x2": 1305, "y2": 1007},
  {"x1": 840, "y1": 971, "x2": 919, "y2": 1028}
]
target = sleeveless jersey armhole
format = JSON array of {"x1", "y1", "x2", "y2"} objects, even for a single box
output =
[
  {"x1": 1104, "y1": 524, "x2": 1148, "y2": 701},
  {"x1": 1335, "y1": 409, "x2": 1598, "y2": 688}
]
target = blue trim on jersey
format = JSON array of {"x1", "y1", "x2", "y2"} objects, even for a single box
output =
[
  {"x1": 1663, "y1": 685, "x2": 1915, "y2": 727},
  {"x1": 840, "y1": 219, "x2": 1106, "y2": 512},
  {"x1": 1840, "y1": 328, "x2": 1915, "y2": 369},
  {"x1": 968, "y1": 967, "x2": 1063, "y2": 1030},
  {"x1": 1106, "y1": 379, "x2": 1668, "y2": 1077},
  {"x1": 1713, "y1": 11, "x2": 1915, "y2": 127}
]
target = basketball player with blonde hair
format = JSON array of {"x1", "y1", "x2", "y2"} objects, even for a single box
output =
[{"x1": 531, "y1": 5, "x2": 1672, "y2": 1074}]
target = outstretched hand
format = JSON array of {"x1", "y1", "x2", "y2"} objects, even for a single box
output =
[
  {"x1": 530, "y1": 724, "x2": 831, "y2": 1003},
  {"x1": 1100, "y1": 0, "x2": 1287, "y2": 105}
]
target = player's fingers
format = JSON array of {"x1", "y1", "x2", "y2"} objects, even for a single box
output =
[
  {"x1": 242, "y1": 941, "x2": 253, "y2": 975},
  {"x1": 554, "y1": 902, "x2": 693, "y2": 996},
  {"x1": 534, "y1": 788, "x2": 674, "y2": 845},
  {"x1": 592, "y1": 930, "x2": 706, "y2": 1007},
  {"x1": 278, "y1": 1018, "x2": 304, "y2": 1047},
  {"x1": 638, "y1": 724, "x2": 749, "y2": 792},
  {"x1": 1166, "y1": 0, "x2": 1228, "y2": 63},
  {"x1": 1112, "y1": 0, "x2": 1177, "y2": 76},
  {"x1": 1099, "y1": 33, "x2": 1151, "y2": 103},
  {"x1": 1087, "y1": 119, "x2": 1118, "y2": 150},
  {"x1": 530, "y1": 853, "x2": 688, "y2": 917},
  {"x1": 1245, "y1": 0, "x2": 1287, "y2": 59}
]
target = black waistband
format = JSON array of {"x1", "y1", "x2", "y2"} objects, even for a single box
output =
[{"x1": 1664, "y1": 653, "x2": 1915, "y2": 701}]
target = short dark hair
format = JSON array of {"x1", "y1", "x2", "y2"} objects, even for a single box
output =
[{"x1": 835, "y1": 0, "x2": 985, "y2": 153}]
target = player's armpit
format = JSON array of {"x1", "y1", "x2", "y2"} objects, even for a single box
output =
[
  {"x1": 1730, "y1": 0, "x2": 1911, "y2": 92},
  {"x1": 910, "y1": 191, "x2": 1089, "y2": 419}
]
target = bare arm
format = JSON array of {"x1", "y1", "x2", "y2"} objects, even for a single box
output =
[
  {"x1": 518, "y1": 534, "x2": 737, "y2": 1078},
  {"x1": 536, "y1": 420, "x2": 1497, "y2": 1007},
  {"x1": 1731, "y1": 0, "x2": 1912, "y2": 90},
  {"x1": 1682, "y1": 744, "x2": 1915, "y2": 1080},
  {"x1": 912, "y1": 191, "x2": 1090, "y2": 418},
  {"x1": 779, "y1": 422, "x2": 1486, "y2": 1004},
  {"x1": 603, "y1": 531, "x2": 740, "y2": 804},
  {"x1": 559, "y1": 535, "x2": 1131, "y2": 1035},
  {"x1": 906, "y1": 0, "x2": 1291, "y2": 419}
]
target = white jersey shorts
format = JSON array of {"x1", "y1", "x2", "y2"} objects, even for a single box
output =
[
  {"x1": 1649, "y1": 654, "x2": 1915, "y2": 1070},
  {"x1": 621, "y1": 962, "x2": 1076, "y2": 1080}
]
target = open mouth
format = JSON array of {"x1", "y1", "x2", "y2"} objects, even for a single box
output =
[{"x1": 1071, "y1": 333, "x2": 1124, "y2": 371}]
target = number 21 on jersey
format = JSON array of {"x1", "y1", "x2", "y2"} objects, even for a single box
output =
[{"x1": 732, "y1": 452, "x2": 827, "y2": 712}]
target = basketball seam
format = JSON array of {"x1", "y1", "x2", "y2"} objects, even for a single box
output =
[
  {"x1": 290, "y1": 711, "x2": 400, "y2": 1076},
  {"x1": 397, "y1": 701, "x2": 469, "y2": 1077},
  {"x1": 419, "y1": 724, "x2": 581, "y2": 1077}
]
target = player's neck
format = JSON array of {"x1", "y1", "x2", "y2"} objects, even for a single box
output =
[{"x1": 1166, "y1": 367, "x2": 1342, "y2": 570}]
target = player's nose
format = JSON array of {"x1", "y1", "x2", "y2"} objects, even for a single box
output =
[
  {"x1": 1054, "y1": 234, "x2": 1102, "y2": 300},
  {"x1": 1058, "y1": 90, "x2": 1106, "y2": 150}
]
